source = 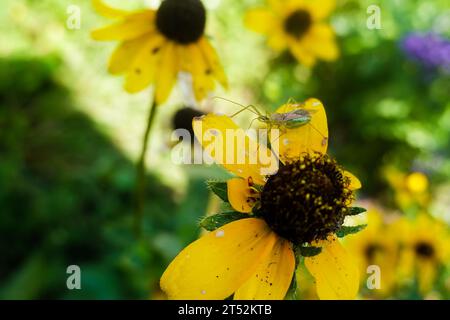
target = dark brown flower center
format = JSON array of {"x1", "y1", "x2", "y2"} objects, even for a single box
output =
[
  {"x1": 284, "y1": 9, "x2": 312, "y2": 39},
  {"x1": 172, "y1": 106, "x2": 205, "y2": 142},
  {"x1": 156, "y1": 0, "x2": 206, "y2": 44},
  {"x1": 414, "y1": 241, "x2": 435, "y2": 259},
  {"x1": 259, "y1": 153, "x2": 353, "y2": 245},
  {"x1": 365, "y1": 243, "x2": 384, "y2": 262}
]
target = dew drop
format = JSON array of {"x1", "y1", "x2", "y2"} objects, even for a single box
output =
[{"x1": 215, "y1": 230, "x2": 225, "y2": 238}]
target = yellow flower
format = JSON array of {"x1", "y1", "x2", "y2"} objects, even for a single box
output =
[
  {"x1": 396, "y1": 214, "x2": 450, "y2": 295},
  {"x1": 245, "y1": 0, "x2": 339, "y2": 66},
  {"x1": 384, "y1": 167, "x2": 430, "y2": 212},
  {"x1": 160, "y1": 98, "x2": 362, "y2": 300},
  {"x1": 345, "y1": 209, "x2": 400, "y2": 297},
  {"x1": 91, "y1": 0, "x2": 227, "y2": 104}
]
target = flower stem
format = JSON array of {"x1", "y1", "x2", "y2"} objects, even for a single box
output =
[{"x1": 134, "y1": 98, "x2": 158, "y2": 237}]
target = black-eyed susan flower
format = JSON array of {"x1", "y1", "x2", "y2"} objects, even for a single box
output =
[
  {"x1": 160, "y1": 98, "x2": 365, "y2": 300},
  {"x1": 346, "y1": 209, "x2": 400, "y2": 297},
  {"x1": 91, "y1": 0, "x2": 227, "y2": 104},
  {"x1": 245, "y1": 0, "x2": 339, "y2": 66},
  {"x1": 396, "y1": 214, "x2": 450, "y2": 295}
]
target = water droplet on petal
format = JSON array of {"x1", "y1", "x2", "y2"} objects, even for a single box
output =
[{"x1": 216, "y1": 230, "x2": 225, "y2": 238}]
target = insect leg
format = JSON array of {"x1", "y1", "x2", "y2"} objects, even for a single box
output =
[
  {"x1": 213, "y1": 97, "x2": 262, "y2": 118},
  {"x1": 246, "y1": 116, "x2": 260, "y2": 130}
]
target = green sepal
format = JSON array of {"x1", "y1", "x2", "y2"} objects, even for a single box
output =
[
  {"x1": 206, "y1": 180, "x2": 228, "y2": 202},
  {"x1": 199, "y1": 211, "x2": 249, "y2": 231},
  {"x1": 297, "y1": 246, "x2": 322, "y2": 257},
  {"x1": 336, "y1": 224, "x2": 367, "y2": 238},
  {"x1": 347, "y1": 207, "x2": 367, "y2": 216},
  {"x1": 284, "y1": 274, "x2": 298, "y2": 300}
]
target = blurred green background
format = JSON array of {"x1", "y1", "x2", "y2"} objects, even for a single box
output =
[{"x1": 0, "y1": 0, "x2": 449, "y2": 299}]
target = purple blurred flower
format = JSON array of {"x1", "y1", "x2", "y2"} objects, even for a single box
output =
[{"x1": 401, "y1": 33, "x2": 450, "y2": 73}]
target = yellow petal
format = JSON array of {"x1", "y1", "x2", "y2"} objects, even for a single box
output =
[
  {"x1": 234, "y1": 237, "x2": 295, "y2": 300},
  {"x1": 198, "y1": 37, "x2": 228, "y2": 89},
  {"x1": 193, "y1": 114, "x2": 279, "y2": 185},
  {"x1": 92, "y1": 0, "x2": 130, "y2": 19},
  {"x1": 310, "y1": 38, "x2": 339, "y2": 61},
  {"x1": 108, "y1": 33, "x2": 152, "y2": 75},
  {"x1": 289, "y1": 42, "x2": 316, "y2": 67},
  {"x1": 245, "y1": 8, "x2": 274, "y2": 34},
  {"x1": 267, "y1": 30, "x2": 288, "y2": 52},
  {"x1": 305, "y1": 24, "x2": 339, "y2": 61},
  {"x1": 91, "y1": 10, "x2": 155, "y2": 41},
  {"x1": 306, "y1": 0, "x2": 336, "y2": 20},
  {"x1": 160, "y1": 218, "x2": 277, "y2": 300},
  {"x1": 305, "y1": 235, "x2": 359, "y2": 300},
  {"x1": 418, "y1": 260, "x2": 437, "y2": 295},
  {"x1": 155, "y1": 42, "x2": 178, "y2": 104},
  {"x1": 343, "y1": 171, "x2": 362, "y2": 191},
  {"x1": 267, "y1": 0, "x2": 286, "y2": 13},
  {"x1": 182, "y1": 44, "x2": 216, "y2": 102},
  {"x1": 227, "y1": 178, "x2": 256, "y2": 213},
  {"x1": 124, "y1": 34, "x2": 166, "y2": 93},
  {"x1": 273, "y1": 98, "x2": 328, "y2": 162}
]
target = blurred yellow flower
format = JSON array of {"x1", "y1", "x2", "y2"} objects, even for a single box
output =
[
  {"x1": 384, "y1": 167, "x2": 430, "y2": 212},
  {"x1": 406, "y1": 172, "x2": 428, "y2": 193},
  {"x1": 345, "y1": 209, "x2": 400, "y2": 297},
  {"x1": 245, "y1": 0, "x2": 339, "y2": 66},
  {"x1": 91, "y1": 0, "x2": 227, "y2": 104},
  {"x1": 160, "y1": 99, "x2": 363, "y2": 300},
  {"x1": 396, "y1": 214, "x2": 450, "y2": 295}
]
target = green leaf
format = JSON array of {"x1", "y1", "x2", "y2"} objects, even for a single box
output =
[
  {"x1": 298, "y1": 246, "x2": 322, "y2": 257},
  {"x1": 347, "y1": 207, "x2": 367, "y2": 216},
  {"x1": 336, "y1": 224, "x2": 368, "y2": 238},
  {"x1": 206, "y1": 180, "x2": 228, "y2": 202},
  {"x1": 199, "y1": 212, "x2": 249, "y2": 231}
]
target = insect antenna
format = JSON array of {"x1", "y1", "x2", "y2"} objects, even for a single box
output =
[{"x1": 307, "y1": 122, "x2": 327, "y2": 139}]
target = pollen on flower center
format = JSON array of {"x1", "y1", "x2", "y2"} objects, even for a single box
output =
[
  {"x1": 284, "y1": 9, "x2": 312, "y2": 39},
  {"x1": 259, "y1": 153, "x2": 353, "y2": 245},
  {"x1": 156, "y1": 0, "x2": 206, "y2": 44}
]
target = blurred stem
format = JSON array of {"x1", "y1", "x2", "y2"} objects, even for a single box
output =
[{"x1": 134, "y1": 99, "x2": 158, "y2": 237}]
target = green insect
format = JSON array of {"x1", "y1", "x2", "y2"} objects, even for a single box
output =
[
  {"x1": 218, "y1": 97, "x2": 317, "y2": 130},
  {"x1": 267, "y1": 107, "x2": 317, "y2": 129},
  {"x1": 215, "y1": 97, "x2": 328, "y2": 154}
]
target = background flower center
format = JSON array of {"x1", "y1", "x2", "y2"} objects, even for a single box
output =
[
  {"x1": 284, "y1": 9, "x2": 312, "y2": 39},
  {"x1": 414, "y1": 241, "x2": 435, "y2": 259},
  {"x1": 156, "y1": 0, "x2": 206, "y2": 44}
]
